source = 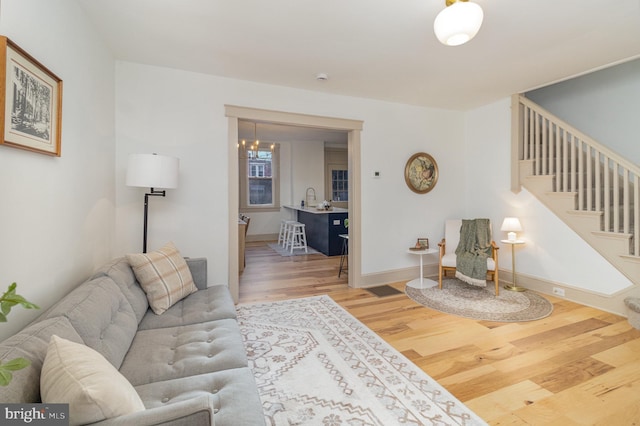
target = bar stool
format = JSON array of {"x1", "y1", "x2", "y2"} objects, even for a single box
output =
[
  {"x1": 287, "y1": 222, "x2": 308, "y2": 254},
  {"x1": 278, "y1": 220, "x2": 296, "y2": 247}
]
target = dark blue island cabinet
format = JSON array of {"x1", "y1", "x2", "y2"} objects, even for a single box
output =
[{"x1": 293, "y1": 208, "x2": 348, "y2": 256}]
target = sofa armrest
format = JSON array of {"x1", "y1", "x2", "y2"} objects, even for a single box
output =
[
  {"x1": 89, "y1": 394, "x2": 214, "y2": 426},
  {"x1": 186, "y1": 257, "x2": 208, "y2": 290}
]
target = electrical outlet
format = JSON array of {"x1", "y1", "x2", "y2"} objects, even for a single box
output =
[{"x1": 552, "y1": 287, "x2": 565, "y2": 297}]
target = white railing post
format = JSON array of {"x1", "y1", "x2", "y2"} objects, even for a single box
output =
[
  {"x1": 623, "y1": 169, "x2": 630, "y2": 234},
  {"x1": 542, "y1": 117, "x2": 548, "y2": 175},
  {"x1": 595, "y1": 151, "x2": 601, "y2": 213},
  {"x1": 604, "y1": 156, "x2": 610, "y2": 232},
  {"x1": 633, "y1": 173, "x2": 640, "y2": 256},
  {"x1": 613, "y1": 163, "x2": 620, "y2": 233},
  {"x1": 586, "y1": 144, "x2": 593, "y2": 211},
  {"x1": 562, "y1": 128, "x2": 569, "y2": 192}
]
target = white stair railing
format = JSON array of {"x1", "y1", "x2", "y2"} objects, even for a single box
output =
[{"x1": 513, "y1": 95, "x2": 639, "y2": 256}]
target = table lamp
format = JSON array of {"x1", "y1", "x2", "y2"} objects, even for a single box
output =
[{"x1": 501, "y1": 217, "x2": 522, "y2": 242}]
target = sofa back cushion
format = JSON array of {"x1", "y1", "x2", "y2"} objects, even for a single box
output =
[
  {"x1": 38, "y1": 276, "x2": 138, "y2": 369},
  {"x1": 91, "y1": 257, "x2": 149, "y2": 323},
  {"x1": 0, "y1": 316, "x2": 83, "y2": 403}
]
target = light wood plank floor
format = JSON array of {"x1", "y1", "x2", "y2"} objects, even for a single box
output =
[{"x1": 239, "y1": 242, "x2": 640, "y2": 425}]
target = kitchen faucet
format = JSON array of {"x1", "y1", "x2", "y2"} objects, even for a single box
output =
[{"x1": 305, "y1": 187, "x2": 316, "y2": 207}]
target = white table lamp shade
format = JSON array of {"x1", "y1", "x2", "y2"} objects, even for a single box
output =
[
  {"x1": 126, "y1": 154, "x2": 179, "y2": 189},
  {"x1": 501, "y1": 217, "x2": 522, "y2": 241}
]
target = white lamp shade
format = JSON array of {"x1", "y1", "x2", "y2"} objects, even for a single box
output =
[
  {"x1": 501, "y1": 217, "x2": 522, "y2": 232},
  {"x1": 126, "y1": 154, "x2": 179, "y2": 189},
  {"x1": 434, "y1": 1, "x2": 484, "y2": 46},
  {"x1": 501, "y1": 217, "x2": 522, "y2": 241}
]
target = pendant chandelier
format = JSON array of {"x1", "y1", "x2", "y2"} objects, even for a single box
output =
[
  {"x1": 434, "y1": 0, "x2": 484, "y2": 46},
  {"x1": 239, "y1": 123, "x2": 274, "y2": 155}
]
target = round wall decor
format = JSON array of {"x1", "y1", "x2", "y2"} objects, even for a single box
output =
[{"x1": 404, "y1": 152, "x2": 438, "y2": 194}]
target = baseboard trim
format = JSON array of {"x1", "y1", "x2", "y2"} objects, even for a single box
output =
[
  {"x1": 358, "y1": 263, "x2": 439, "y2": 288},
  {"x1": 498, "y1": 270, "x2": 638, "y2": 317}
]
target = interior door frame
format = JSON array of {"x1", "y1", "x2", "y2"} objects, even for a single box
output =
[{"x1": 225, "y1": 105, "x2": 363, "y2": 303}]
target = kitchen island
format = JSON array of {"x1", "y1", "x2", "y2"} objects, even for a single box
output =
[{"x1": 283, "y1": 205, "x2": 348, "y2": 256}]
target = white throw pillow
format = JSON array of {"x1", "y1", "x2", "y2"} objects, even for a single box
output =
[
  {"x1": 126, "y1": 241, "x2": 198, "y2": 314},
  {"x1": 40, "y1": 335, "x2": 145, "y2": 426}
]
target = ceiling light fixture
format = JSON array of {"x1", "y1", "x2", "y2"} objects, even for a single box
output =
[
  {"x1": 434, "y1": 0, "x2": 483, "y2": 47},
  {"x1": 316, "y1": 73, "x2": 329, "y2": 81}
]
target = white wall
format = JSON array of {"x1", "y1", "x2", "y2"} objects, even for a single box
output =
[
  {"x1": 114, "y1": 61, "x2": 467, "y2": 285},
  {"x1": 464, "y1": 98, "x2": 632, "y2": 295},
  {"x1": 0, "y1": 0, "x2": 115, "y2": 340},
  {"x1": 526, "y1": 58, "x2": 640, "y2": 165},
  {"x1": 292, "y1": 141, "x2": 325, "y2": 208}
]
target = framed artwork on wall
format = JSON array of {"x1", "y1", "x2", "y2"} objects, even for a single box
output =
[
  {"x1": 404, "y1": 152, "x2": 438, "y2": 194},
  {"x1": 0, "y1": 36, "x2": 63, "y2": 156}
]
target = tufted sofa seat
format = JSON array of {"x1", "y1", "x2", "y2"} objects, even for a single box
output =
[{"x1": 0, "y1": 256, "x2": 265, "y2": 426}]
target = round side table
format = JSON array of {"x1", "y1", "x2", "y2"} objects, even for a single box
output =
[{"x1": 406, "y1": 248, "x2": 439, "y2": 289}]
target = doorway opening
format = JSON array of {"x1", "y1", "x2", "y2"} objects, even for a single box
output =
[{"x1": 226, "y1": 105, "x2": 363, "y2": 302}]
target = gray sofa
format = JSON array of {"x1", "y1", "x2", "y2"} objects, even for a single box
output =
[{"x1": 0, "y1": 257, "x2": 265, "y2": 426}]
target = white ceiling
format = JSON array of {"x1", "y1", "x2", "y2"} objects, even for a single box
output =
[{"x1": 77, "y1": 0, "x2": 640, "y2": 111}]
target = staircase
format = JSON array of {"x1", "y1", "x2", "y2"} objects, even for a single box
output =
[{"x1": 511, "y1": 94, "x2": 640, "y2": 288}]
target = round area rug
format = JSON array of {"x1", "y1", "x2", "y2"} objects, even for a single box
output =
[{"x1": 405, "y1": 278, "x2": 553, "y2": 322}]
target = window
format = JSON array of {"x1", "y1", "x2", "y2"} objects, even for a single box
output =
[
  {"x1": 239, "y1": 143, "x2": 280, "y2": 211},
  {"x1": 331, "y1": 169, "x2": 348, "y2": 202},
  {"x1": 250, "y1": 163, "x2": 265, "y2": 178}
]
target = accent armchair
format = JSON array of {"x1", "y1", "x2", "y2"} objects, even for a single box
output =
[{"x1": 438, "y1": 219, "x2": 500, "y2": 295}]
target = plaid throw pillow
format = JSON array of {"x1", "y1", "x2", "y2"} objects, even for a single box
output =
[{"x1": 126, "y1": 242, "x2": 197, "y2": 315}]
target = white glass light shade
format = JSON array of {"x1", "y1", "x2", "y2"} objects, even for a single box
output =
[
  {"x1": 126, "y1": 153, "x2": 179, "y2": 189},
  {"x1": 434, "y1": 1, "x2": 484, "y2": 46},
  {"x1": 501, "y1": 217, "x2": 522, "y2": 241}
]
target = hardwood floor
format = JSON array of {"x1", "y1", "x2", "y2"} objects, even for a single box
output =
[{"x1": 239, "y1": 242, "x2": 640, "y2": 425}]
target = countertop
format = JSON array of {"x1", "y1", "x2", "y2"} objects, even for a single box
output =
[{"x1": 283, "y1": 205, "x2": 348, "y2": 214}]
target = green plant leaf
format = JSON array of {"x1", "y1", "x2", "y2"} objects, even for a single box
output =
[
  {"x1": 0, "y1": 283, "x2": 39, "y2": 386},
  {"x1": 0, "y1": 284, "x2": 39, "y2": 318},
  {"x1": 1, "y1": 301, "x2": 11, "y2": 316},
  {"x1": 3, "y1": 294, "x2": 38, "y2": 309},
  {"x1": 0, "y1": 369, "x2": 12, "y2": 387},
  {"x1": 1, "y1": 357, "x2": 30, "y2": 371}
]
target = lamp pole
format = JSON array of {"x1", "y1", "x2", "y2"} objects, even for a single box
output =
[{"x1": 142, "y1": 188, "x2": 166, "y2": 253}]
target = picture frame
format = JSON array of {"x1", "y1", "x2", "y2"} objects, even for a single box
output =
[
  {"x1": 417, "y1": 238, "x2": 429, "y2": 249},
  {"x1": 0, "y1": 36, "x2": 62, "y2": 156},
  {"x1": 404, "y1": 152, "x2": 438, "y2": 194}
]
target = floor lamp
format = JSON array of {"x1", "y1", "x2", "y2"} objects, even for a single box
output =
[
  {"x1": 501, "y1": 217, "x2": 526, "y2": 292},
  {"x1": 126, "y1": 153, "x2": 179, "y2": 253}
]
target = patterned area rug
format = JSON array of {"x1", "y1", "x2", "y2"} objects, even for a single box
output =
[
  {"x1": 267, "y1": 242, "x2": 320, "y2": 257},
  {"x1": 236, "y1": 295, "x2": 487, "y2": 426},
  {"x1": 405, "y1": 278, "x2": 553, "y2": 322}
]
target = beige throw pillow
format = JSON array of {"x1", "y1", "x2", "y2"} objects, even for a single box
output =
[
  {"x1": 41, "y1": 335, "x2": 145, "y2": 426},
  {"x1": 126, "y1": 241, "x2": 198, "y2": 314}
]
